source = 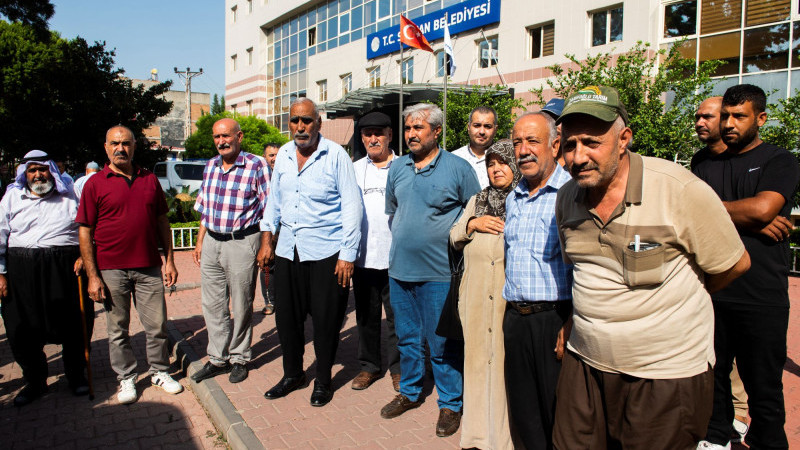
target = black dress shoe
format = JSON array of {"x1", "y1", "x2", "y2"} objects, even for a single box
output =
[
  {"x1": 13, "y1": 383, "x2": 47, "y2": 407},
  {"x1": 309, "y1": 381, "x2": 333, "y2": 407},
  {"x1": 229, "y1": 363, "x2": 248, "y2": 383},
  {"x1": 264, "y1": 374, "x2": 306, "y2": 399},
  {"x1": 69, "y1": 375, "x2": 90, "y2": 396},
  {"x1": 191, "y1": 362, "x2": 231, "y2": 382}
]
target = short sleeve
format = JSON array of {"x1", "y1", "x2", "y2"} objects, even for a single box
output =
[
  {"x1": 676, "y1": 178, "x2": 745, "y2": 274},
  {"x1": 756, "y1": 149, "x2": 800, "y2": 204},
  {"x1": 154, "y1": 177, "x2": 169, "y2": 216},
  {"x1": 385, "y1": 164, "x2": 398, "y2": 216},
  {"x1": 555, "y1": 189, "x2": 573, "y2": 265}
]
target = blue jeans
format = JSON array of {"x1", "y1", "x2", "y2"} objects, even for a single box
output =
[{"x1": 389, "y1": 278, "x2": 463, "y2": 411}]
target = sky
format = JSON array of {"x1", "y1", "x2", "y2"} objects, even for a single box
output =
[{"x1": 49, "y1": 0, "x2": 225, "y2": 98}]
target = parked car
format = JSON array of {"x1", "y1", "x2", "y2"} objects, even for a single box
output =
[{"x1": 154, "y1": 161, "x2": 206, "y2": 193}]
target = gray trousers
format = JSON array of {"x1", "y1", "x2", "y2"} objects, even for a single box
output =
[
  {"x1": 200, "y1": 232, "x2": 259, "y2": 366},
  {"x1": 101, "y1": 266, "x2": 169, "y2": 381}
]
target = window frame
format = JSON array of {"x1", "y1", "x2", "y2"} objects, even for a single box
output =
[
  {"x1": 528, "y1": 22, "x2": 555, "y2": 60},
  {"x1": 477, "y1": 36, "x2": 499, "y2": 68},
  {"x1": 318, "y1": 79, "x2": 328, "y2": 102},
  {"x1": 368, "y1": 66, "x2": 381, "y2": 87},
  {"x1": 589, "y1": 4, "x2": 624, "y2": 47},
  {"x1": 341, "y1": 73, "x2": 353, "y2": 96}
]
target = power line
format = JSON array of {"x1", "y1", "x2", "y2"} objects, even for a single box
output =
[{"x1": 174, "y1": 67, "x2": 204, "y2": 142}]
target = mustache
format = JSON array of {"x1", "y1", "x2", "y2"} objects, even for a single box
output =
[
  {"x1": 367, "y1": 142, "x2": 382, "y2": 148},
  {"x1": 571, "y1": 162, "x2": 598, "y2": 175},
  {"x1": 516, "y1": 155, "x2": 538, "y2": 165},
  {"x1": 114, "y1": 150, "x2": 129, "y2": 158},
  {"x1": 407, "y1": 137, "x2": 421, "y2": 144},
  {"x1": 217, "y1": 143, "x2": 231, "y2": 150},
  {"x1": 32, "y1": 176, "x2": 49, "y2": 184},
  {"x1": 294, "y1": 132, "x2": 310, "y2": 140}
]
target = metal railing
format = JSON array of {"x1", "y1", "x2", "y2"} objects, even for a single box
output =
[
  {"x1": 791, "y1": 246, "x2": 800, "y2": 276},
  {"x1": 172, "y1": 227, "x2": 199, "y2": 250}
]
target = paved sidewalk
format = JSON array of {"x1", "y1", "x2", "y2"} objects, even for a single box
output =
[{"x1": 2, "y1": 250, "x2": 799, "y2": 449}]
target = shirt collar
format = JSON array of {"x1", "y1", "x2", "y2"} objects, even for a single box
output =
[
  {"x1": 466, "y1": 145, "x2": 486, "y2": 162},
  {"x1": 366, "y1": 151, "x2": 395, "y2": 168},
  {"x1": 102, "y1": 164, "x2": 143, "y2": 178},
  {"x1": 286, "y1": 135, "x2": 329, "y2": 162},
  {"x1": 213, "y1": 151, "x2": 247, "y2": 168},
  {"x1": 403, "y1": 147, "x2": 443, "y2": 173}
]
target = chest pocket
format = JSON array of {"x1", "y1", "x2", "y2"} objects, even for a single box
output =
[
  {"x1": 533, "y1": 215, "x2": 560, "y2": 260},
  {"x1": 422, "y1": 184, "x2": 452, "y2": 213},
  {"x1": 622, "y1": 244, "x2": 666, "y2": 286}
]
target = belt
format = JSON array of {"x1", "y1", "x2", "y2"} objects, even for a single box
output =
[
  {"x1": 206, "y1": 224, "x2": 261, "y2": 242},
  {"x1": 507, "y1": 300, "x2": 570, "y2": 315}
]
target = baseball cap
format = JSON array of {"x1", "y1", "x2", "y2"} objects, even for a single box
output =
[
  {"x1": 557, "y1": 86, "x2": 629, "y2": 125},
  {"x1": 541, "y1": 98, "x2": 564, "y2": 120},
  {"x1": 359, "y1": 111, "x2": 392, "y2": 130}
]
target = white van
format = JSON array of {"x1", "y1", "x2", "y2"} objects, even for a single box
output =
[{"x1": 154, "y1": 161, "x2": 206, "y2": 193}]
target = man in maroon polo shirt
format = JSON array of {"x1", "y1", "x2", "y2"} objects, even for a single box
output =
[{"x1": 77, "y1": 125, "x2": 183, "y2": 404}]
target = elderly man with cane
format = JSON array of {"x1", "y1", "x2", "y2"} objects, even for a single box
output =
[{"x1": 0, "y1": 150, "x2": 94, "y2": 406}]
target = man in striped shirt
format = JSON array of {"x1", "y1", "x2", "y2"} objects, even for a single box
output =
[{"x1": 191, "y1": 118, "x2": 269, "y2": 384}]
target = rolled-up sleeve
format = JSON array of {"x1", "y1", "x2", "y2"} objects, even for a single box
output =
[
  {"x1": 336, "y1": 151, "x2": 363, "y2": 262},
  {"x1": 261, "y1": 154, "x2": 283, "y2": 233}
]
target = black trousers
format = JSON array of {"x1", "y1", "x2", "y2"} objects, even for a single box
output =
[
  {"x1": 706, "y1": 301, "x2": 789, "y2": 449},
  {"x1": 274, "y1": 251, "x2": 349, "y2": 385},
  {"x1": 1, "y1": 246, "x2": 94, "y2": 388},
  {"x1": 352, "y1": 267, "x2": 400, "y2": 374},
  {"x1": 503, "y1": 304, "x2": 569, "y2": 450}
]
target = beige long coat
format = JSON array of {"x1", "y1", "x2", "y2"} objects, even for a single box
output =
[{"x1": 450, "y1": 196, "x2": 512, "y2": 450}]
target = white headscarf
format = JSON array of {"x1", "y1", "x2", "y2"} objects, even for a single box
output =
[{"x1": 8, "y1": 150, "x2": 71, "y2": 195}]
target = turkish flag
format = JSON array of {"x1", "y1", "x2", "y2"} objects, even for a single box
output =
[{"x1": 400, "y1": 16, "x2": 433, "y2": 53}]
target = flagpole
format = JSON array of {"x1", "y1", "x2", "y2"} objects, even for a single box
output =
[
  {"x1": 443, "y1": 12, "x2": 449, "y2": 152},
  {"x1": 399, "y1": 39, "x2": 404, "y2": 156}
]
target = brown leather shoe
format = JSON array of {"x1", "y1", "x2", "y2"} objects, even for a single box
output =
[
  {"x1": 350, "y1": 371, "x2": 380, "y2": 390},
  {"x1": 391, "y1": 373, "x2": 401, "y2": 392},
  {"x1": 380, "y1": 394, "x2": 422, "y2": 419},
  {"x1": 435, "y1": 408, "x2": 462, "y2": 437}
]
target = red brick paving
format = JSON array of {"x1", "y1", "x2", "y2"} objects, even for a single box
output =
[{"x1": 2, "y1": 250, "x2": 799, "y2": 448}]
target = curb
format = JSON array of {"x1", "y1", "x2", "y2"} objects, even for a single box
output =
[{"x1": 166, "y1": 322, "x2": 265, "y2": 450}]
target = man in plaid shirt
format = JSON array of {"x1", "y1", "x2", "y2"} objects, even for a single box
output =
[
  {"x1": 191, "y1": 118, "x2": 269, "y2": 384},
  {"x1": 502, "y1": 111, "x2": 573, "y2": 450}
]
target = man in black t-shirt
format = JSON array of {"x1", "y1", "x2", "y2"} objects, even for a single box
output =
[{"x1": 695, "y1": 84, "x2": 799, "y2": 450}]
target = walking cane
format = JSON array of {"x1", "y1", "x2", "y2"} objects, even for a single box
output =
[{"x1": 77, "y1": 275, "x2": 95, "y2": 400}]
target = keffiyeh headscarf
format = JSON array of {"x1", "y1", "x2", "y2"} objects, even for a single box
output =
[
  {"x1": 473, "y1": 139, "x2": 521, "y2": 221},
  {"x1": 8, "y1": 150, "x2": 71, "y2": 195}
]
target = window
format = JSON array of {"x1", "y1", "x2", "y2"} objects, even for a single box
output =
[
  {"x1": 479, "y1": 37, "x2": 498, "y2": 68},
  {"x1": 401, "y1": 58, "x2": 413, "y2": 84},
  {"x1": 246, "y1": 100, "x2": 253, "y2": 116},
  {"x1": 231, "y1": 54, "x2": 238, "y2": 71},
  {"x1": 664, "y1": 1, "x2": 697, "y2": 37},
  {"x1": 232, "y1": 104, "x2": 238, "y2": 114},
  {"x1": 318, "y1": 79, "x2": 328, "y2": 102},
  {"x1": 591, "y1": 5, "x2": 623, "y2": 46},
  {"x1": 342, "y1": 73, "x2": 352, "y2": 95},
  {"x1": 154, "y1": 163, "x2": 167, "y2": 178},
  {"x1": 436, "y1": 50, "x2": 446, "y2": 77},
  {"x1": 247, "y1": 0, "x2": 253, "y2": 13},
  {"x1": 247, "y1": 47, "x2": 253, "y2": 66},
  {"x1": 231, "y1": 5, "x2": 238, "y2": 23},
  {"x1": 529, "y1": 23, "x2": 555, "y2": 59},
  {"x1": 368, "y1": 66, "x2": 381, "y2": 87},
  {"x1": 308, "y1": 27, "x2": 317, "y2": 46}
]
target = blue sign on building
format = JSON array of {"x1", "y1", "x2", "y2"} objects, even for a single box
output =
[{"x1": 366, "y1": 0, "x2": 501, "y2": 60}]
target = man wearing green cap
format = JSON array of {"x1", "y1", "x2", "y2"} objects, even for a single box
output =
[{"x1": 552, "y1": 86, "x2": 751, "y2": 449}]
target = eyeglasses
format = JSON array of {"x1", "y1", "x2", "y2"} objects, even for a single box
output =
[
  {"x1": 362, "y1": 187, "x2": 386, "y2": 196},
  {"x1": 289, "y1": 116, "x2": 315, "y2": 125}
]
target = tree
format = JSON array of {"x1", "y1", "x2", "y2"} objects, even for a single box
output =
[
  {"x1": 529, "y1": 41, "x2": 723, "y2": 161},
  {"x1": 184, "y1": 112, "x2": 288, "y2": 159},
  {"x1": 210, "y1": 94, "x2": 226, "y2": 115},
  {"x1": 433, "y1": 84, "x2": 523, "y2": 151},
  {"x1": 761, "y1": 90, "x2": 800, "y2": 153},
  {"x1": 0, "y1": 0, "x2": 53, "y2": 35},
  {"x1": 0, "y1": 20, "x2": 174, "y2": 172}
]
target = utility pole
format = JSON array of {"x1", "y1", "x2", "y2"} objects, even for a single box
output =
[{"x1": 174, "y1": 67, "x2": 203, "y2": 141}]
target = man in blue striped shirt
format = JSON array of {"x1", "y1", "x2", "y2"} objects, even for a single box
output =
[{"x1": 502, "y1": 111, "x2": 573, "y2": 450}]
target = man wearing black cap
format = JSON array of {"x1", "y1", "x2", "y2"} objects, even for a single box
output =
[
  {"x1": 552, "y1": 86, "x2": 751, "y2": 449},
  {"x1": 349, "y1": 111, "x2": 401, "y2": 391}
]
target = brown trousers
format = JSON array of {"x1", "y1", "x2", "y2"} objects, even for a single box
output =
[{"x1": 553, "y1": 351, "x2": 713, "y2": 450}]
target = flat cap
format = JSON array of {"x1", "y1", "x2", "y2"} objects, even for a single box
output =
[{"x1": 359, "y1": 111, "x2": 392, "y2": 130}]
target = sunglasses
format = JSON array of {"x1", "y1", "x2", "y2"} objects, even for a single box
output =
[{"x1": 289, "y1": 116, "x2": 315, "y2": 125}]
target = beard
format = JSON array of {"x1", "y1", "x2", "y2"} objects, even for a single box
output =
[{"x1": 29, "y1": 178, "x2": 54, "y2": 195}]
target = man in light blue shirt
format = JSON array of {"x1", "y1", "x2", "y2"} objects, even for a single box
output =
[
  {"x1": 503, "y1": 112, "x2": 573, "y2": 450},
  {"x1": 258, "y1": 98, "x2": 361, "y2": 407},
  {"x1": 380, "y1": 103, "x2": 481, "y2": 438}
]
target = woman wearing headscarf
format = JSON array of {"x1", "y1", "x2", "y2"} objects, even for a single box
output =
[{"x1": 450, "y1": 139, "x2": 521, "y2": 449}]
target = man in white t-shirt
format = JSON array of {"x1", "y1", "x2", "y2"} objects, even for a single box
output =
[
  {"x1": 451, "y1": 106, "x2": 497, "y2": 188},
  {"x1": 350, "y1": 111, "x2": 401, "y2": 392}
]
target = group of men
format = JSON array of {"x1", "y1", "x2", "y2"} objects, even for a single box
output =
[{"x1": 0, "y1": 82, "x2": 794, "y2": 449}]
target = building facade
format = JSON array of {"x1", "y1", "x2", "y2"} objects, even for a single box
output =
[{"x1": 225, "y1": 0, "x2": 800, "y2": 145}]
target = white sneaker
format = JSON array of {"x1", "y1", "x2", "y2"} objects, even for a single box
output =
[
  {"x1": 117, "y1": 378, "x2": 138, "y2": 404},
  {"x1": 151, "y1": 371, "x2": 184, "y2": 394},
  {"x1": 732, "y1": 418, "x2": 748, "y2": 443},
  {"x1": 697, "y1": 440, "x2": 731, "y2": 450}
]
